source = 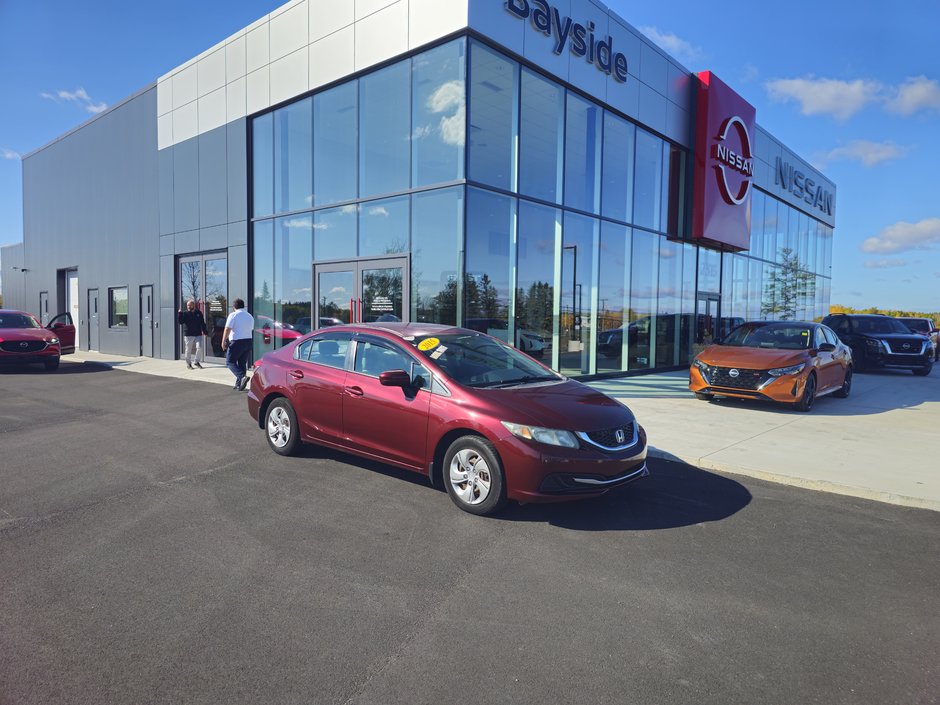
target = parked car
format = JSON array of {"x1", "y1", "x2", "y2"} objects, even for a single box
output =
[
  {"x1": 896, "y1": 317, "x2": 939, "y2": 361},
  {"x1": 247, "y1": 323, "x2": 648, "y2": 515},
  {"x1": 255, "y1": 315, "x2": 304, "y2": 345},
  {"x1": 0, "y1": 309, "x2": 75, "y2": 370},
  {"x1": 690, "y1": 321, "x2": 853, "y2": 412},
  {"x1": 464, "y1": 318, "x2": 546, "y2": 358},
  {"x1": 821, "y1": 313, "x2": 933, "y2": 375}
]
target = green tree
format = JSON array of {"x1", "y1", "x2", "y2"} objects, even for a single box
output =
[{"x1": 761, "y1": 248, "x2": 816, "y2": 320}]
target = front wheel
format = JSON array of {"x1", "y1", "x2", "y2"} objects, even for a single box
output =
[
  {"x1": 833, "y1": 367, "x2": 852, "y2": 398},
  {"x1": 794, "y1": 373, "x2": 817, "y2": 412},
  {"x1": 443, "y1": 436, "x2": 507, "y2": 516},
  {"x1": 265, "y1": 398, "x2": 301, "y2": 456},
  {"x1": 912, "y1": 365, "x2": 933, "y2": 377}
]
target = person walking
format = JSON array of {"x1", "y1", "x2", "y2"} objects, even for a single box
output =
[
  {"x1": 221, "y1": 298, "x2": 254, "y2": 391},
  {"x1": 177, "y1": 299, "x2": 209, "y2": 370}
]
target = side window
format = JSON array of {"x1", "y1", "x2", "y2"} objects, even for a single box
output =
[
  {"x1": 354, "y1": 340, "x2": 415, "y2": 377},
  {"x1": 300, "y1": 334, "x2": 352, "y2": 369},
  {"x1": 814, "y1": 328, "x2": 827, "y2": 348},
  {"x1": 822, "y1": 326, "x2": 839, "y2": 346},
  {"x1": 830, "y1": 317, "x2": 850, "y2": 335},
  {"x1": 49, "y1": 313, "x2": 73, "y2": 327}
]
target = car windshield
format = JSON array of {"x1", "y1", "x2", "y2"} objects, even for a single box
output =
[
  {"x1": 900, "y1": 318, "x2": 929, "y2": 333},
  {"x1": 0, "y1": 313, "x2": 41, "y2": 329},
  {"x1": 722, "y1": 323, "x2": 813, "y2": 350},
  {"x1": 408, "y1": 332, "x2": 560, "y2": 387},
  {"x1": 853, "y1": 317, "x2": 911, "y2": 335}
]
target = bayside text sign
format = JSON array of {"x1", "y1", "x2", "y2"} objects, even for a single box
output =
[
  {"x1": 691, "y1": 71, "x2": 756, "y2": 252},
  {"x1": 505, "y1": 0, "x2": 628, "y2": 83}
]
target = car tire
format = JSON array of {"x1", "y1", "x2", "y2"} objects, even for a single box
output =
[
  {"x1": 44, "y1": 358, "x2": 60, "y2": 371},
  {"x1": 833, "y1": 367, "x2": 852, "y2": 398},
  {"x1": 912, "y1": 365, "x2": 932, "y2": 377},
  {"x1": 443, "y1": 435, "x2": 507, "y2": 516},
  {"x1": 265, "y1": 398, "x2": 301, "y2": 456},
  {"x1": 694, "y1": 392, "x2": 714, "y2": 401},
  {"x1": 794, "y1": 372, "x2": 817, "y2": 412}
]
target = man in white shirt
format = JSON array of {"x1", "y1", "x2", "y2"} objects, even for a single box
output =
[{"x1": 221, "y1": 298, "x2": 254, "y2": 391}]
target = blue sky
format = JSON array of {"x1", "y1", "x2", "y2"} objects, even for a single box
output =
[{"x1": 1, "y1": 0, "x2": 938, "y2": 311}]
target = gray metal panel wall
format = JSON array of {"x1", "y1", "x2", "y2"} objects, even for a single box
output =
[{"x1": 20, "y1": 88, "x2": 161, "y2": 357}]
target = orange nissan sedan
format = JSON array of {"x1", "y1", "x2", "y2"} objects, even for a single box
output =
[{"x1": 690, "y1": 321, "x2": 853, "y2": 412}]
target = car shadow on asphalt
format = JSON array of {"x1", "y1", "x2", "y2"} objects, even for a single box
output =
[{"x1": 0, "y1": 362, "x2": 114, "y2": 375}]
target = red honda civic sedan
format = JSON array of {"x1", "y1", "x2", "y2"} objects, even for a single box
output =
[{"x1": 247, "y1": 323, "x2": 648, "y2": 515}]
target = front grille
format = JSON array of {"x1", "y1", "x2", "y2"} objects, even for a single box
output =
[
  {"x1": 885, "y1": 339, "x2": 924, "y2": 354},
  {"x1": 583, "y1": 423, "x2": 635, "y2": 449},
  {"x1": 708, "y1": 366, "x2": 765, "y2": 390},
  {"x1": 0, "y1": 340, "x2": 47, "y2": 353}
]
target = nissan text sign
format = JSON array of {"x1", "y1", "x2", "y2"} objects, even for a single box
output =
[{"x1": 692, "y1": 71, "x2": 756, "y2": 251}]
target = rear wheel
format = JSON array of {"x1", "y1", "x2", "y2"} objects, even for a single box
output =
[
  {"x1": 265, "y1": 398, "x2": 300, "y2": 456},
  {"x1": 443, "y1": 436, "x2": 507, "y2": 516},
  {"x1": 694, "y1": 392, "x2": 714, "y2": 401},
  {"x1": 794, "y1": 372, "x2": 817, "y2": 412},
  {"x1": 912, "y1": 364, "x2": 932, "y2": 377},
  {"x1": 43, "y1": 357, "x2": 60, "y2": 371},
  {"x1": 833, "y1": 367, "x2": 852, "y2": 398}
]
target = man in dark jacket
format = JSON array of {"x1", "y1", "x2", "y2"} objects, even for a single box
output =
[{"x1": 178, "y1": 299, "x2": 209, "y2": 369}]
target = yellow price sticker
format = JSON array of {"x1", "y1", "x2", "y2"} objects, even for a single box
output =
[{"x1": 418, "y1": 337, "x2": 440, "y2": 351}]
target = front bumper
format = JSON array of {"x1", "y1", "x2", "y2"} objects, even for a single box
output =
[
  {"x1": 0, "y1": 349, "x2": 61, "y2": 365},
  {"x1": 864, "y1": 352, "x2": 932, "y2": 370},
  {"x1": 689, "y1": 366, "x2": 810, "y2": 404}
]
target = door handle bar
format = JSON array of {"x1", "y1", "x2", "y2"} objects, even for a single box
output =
[{"x1": 344, "y1": 386, "x2": 363, "y2": 397}]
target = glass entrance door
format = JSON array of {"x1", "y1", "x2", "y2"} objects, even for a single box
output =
[
  {"x1": 313, "y1": 257, "x2": 409, "y2": 329},
  {"x1": 179, "y1": 252, "x2": 228, "y2": 361}
]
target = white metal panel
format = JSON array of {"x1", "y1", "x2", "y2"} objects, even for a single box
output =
[
  {"x1": 270, "y1": 1, "x2": 309, "y2": 62},
  {"x1": 639, "y1": 40, "x2": 667, "y2": 89},
  {"x1": 608, "y1": 16, "x2": 642, "y2": 79},
  {"x1": 409, "y1": 0, "x2": 467, "y2": 49},
  {"x1": 172, "y1": 65, "x2": 198, "y2": 109},
  {"x1": 198, "y1": 48, "x2": 226, "y2": 96},
  {"x1": 604, "y1": 71, "x2": 640, "y2": 119},
  {"x1": 226, "y1": 76, "x2": 247, "y2": 122},
  {"x1": 157, "y1": 113, "x2": 173, "y2": 150},
  {"x1": 157, "y1": 79, "x2": 172, "y2": 117},
  {"x1": 198, "y1": 87, "x2": 227, "y2": 133},
  {"x1": 566, "y1": 0, "x2": 609, "y2": 99},
  {"x1": 666, "y1": 61, "x2": 692, "y2": 114},
  {"x1": 246, "y1": 67, "x2": 271, "y2": 115},
  {"x1": 246, "y1": 22, "x2": 271, "y2": 74},
  {"x1": 522, "y1": 0, "x2": 570, "y2": 84},
  {"x1": 664, "y1": 101, "x2": 690, "y2": 147},
  {"x1": 637, "y1": 83, "x2": 667, "y2": 135},
  {"x1": 172, "y1": 101, "x2": 199, "y2": 143},
  {"x1": 356, "y1": 0, "x2": 397, "y2": 21},
  {"x1": 309, "y1": 25, "x2": 355, "y2": 90},
  {"x1": 226, "y1": 34, "x2": 248, "y2": 82},
  {"x1": 466, "y1": 0, "x2": 523, "y2": 55},
  {"x1": 309, "y1": 0, "x2": 354, "y2": 42},
  {"x1": 355, "y1": 2, "x2": 407, "y2": 72},
  {"x1": 270, "y1": 47, "x2": 309, "y2": 105}
]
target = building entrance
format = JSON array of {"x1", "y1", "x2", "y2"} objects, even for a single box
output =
[
  {"x1": 313, "y1": 256, "x2": 409, "y2": 327},
  {"x1": 178, "y1": 252, "x2": 228, "y2": 361}
]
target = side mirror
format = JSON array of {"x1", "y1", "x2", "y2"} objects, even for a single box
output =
[
  {"x1": 379, "y1": 369, "x2": 412, "y2": 387},
  {"x1": 818, "y1": 342, "x2": 836, "y2": 353}
]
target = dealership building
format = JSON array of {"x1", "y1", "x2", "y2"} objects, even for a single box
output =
[{"x1": 1, "y1": 0, "x2": 836, "y2": 377}]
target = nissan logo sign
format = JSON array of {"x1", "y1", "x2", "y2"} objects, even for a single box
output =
[
  {"x1": 714, "y1": 116, "x2": 753, "y2": 205},
  {"x1": 902, "y1": 343, "x2": 911, "y2": 350},
  {"x1": 729, "y1": 368, "x2": 740, "y2": 378}
]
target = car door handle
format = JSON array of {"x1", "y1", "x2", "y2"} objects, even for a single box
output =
[
  {"x1": 345, "y1": 386, "x2": 364, "y2": 397},
  {"x1": 289, "y1": 369, "x2": 304, "y2": 380}
]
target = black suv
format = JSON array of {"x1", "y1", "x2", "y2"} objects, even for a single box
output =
[{"x1": 822, "y1": 313, "x2": 933, "y2": 376}]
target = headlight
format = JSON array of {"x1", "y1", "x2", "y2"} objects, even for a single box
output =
[
  {"x1": 865, "y1": 338, "x2": 885, "y2": 351},
  {"x1": 768, "y1": 363, "x2": 805, "y2": 377},
  {"x1": 49, "y1": 337, "x2": 59, "y2": 344},
  {"x1": 501, "y1": 421, "x2": 579, "y2": 448},
  {"x1": 693, "y1": 358, "x2": 709, "y2": 372}
]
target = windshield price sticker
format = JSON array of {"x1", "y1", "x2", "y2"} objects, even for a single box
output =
[
  {"x1": 418, "y1": 337, "x2": 440, "y2": 351},
  {"x1": 430, "y1": 346, "x2": 447, "y2": 360}
]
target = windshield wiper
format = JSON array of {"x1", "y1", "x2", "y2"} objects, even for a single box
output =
[{"x1": 488, "y1": 375, "x2": 559, "y2": 388}]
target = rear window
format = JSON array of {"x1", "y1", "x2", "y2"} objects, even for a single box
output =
[{"x1": 900, "y1": 319, "x2": 929, "y2": 333}]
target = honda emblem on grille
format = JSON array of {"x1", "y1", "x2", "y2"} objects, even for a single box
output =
[
  {"x1": 729, "y1": 368, "x2": 740, "y2": 378},
  {"x1": 615, "y1": 429, "x2": 626, "y2": 445}
]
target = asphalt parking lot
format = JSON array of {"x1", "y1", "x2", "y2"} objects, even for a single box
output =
[{"x1": 1, "y1": 365, "x2": 938, "y2": 705}]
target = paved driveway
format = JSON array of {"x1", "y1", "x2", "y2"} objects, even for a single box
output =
[{"x1": 1, "y1": 366, "x2": 938, "y2": 704}]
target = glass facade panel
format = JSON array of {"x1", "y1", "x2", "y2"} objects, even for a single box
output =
[
  {"x1": 563, "y1": 93, "x2": 602, "y2": 214},
  {"x1": 465, "y1": 188, "x2": 514, "y2": 342},
  {"x1": 656, "y1": 239, "x2": 682, "y2": 367},
  {"x1": 314, "y1": 81, "x2": 357, "y2": 206},
  {"x1": 633, "y1": 129, "x2": 663, "y2": 231},
  {"x1": 468, "y1": 41, "x2": 518, "y2": 191},
  {"x1": 629, "y1": 230, "x2": 658, "y2": 370},
  {"x1": 516, "y1": 200, "x2": 558, "y2": 363},
  {"x1": 596, "y1": 221, "x2": 629, "y2": 372},
  {"x1": 274, "y1": 97, "x2": 313, "y2": 213},
  {"x1": 697, "y1": 247, "x2": 721, "y2": 294},
  {"x1": 680, "y1": 242, "x2": 696, "y2": 361},
  {"x1": 412, "y1": 39, "x2": 466, "y2": 187},
  {"x1": 519, "y1": 69, "x2": 564, "y2": 204},
  {"x1": 750, "y1": 189, "x2": 765, "y2": 255},
  {"x1": 252, "y1": 113, "x2": 274, "y2": 217},
  {"x1": 411, "y1": 187, "x2": 463, "y2": 325},
  {"x1": 663, "y1": 143, "x2": 685, "y2": 236},
  {"x1": 314, "y1": 206, "x2": 357, "y2": 261},
  {"x1": 601, "y1": 113, "x2": 635, "y2": 223},
  {"x1": 274, "y1": 215, "x2": 313, "y2": 341},
  {"x1": 559, "y1": 212, "x2": 598, "y2": 375},
  {"x1": 252, "y1": 220, "x2": 275, "y2": 360},
  {"x1": 359, "y1": 196, "x2": 410, "y2": 257},
  {"x1": 761, "y1": 194, "x2": 777, "y2": 262},
  {"x1": 360, "y1": 62, "x2": 411, "y2": 198}
]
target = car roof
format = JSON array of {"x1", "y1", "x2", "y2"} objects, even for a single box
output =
[{"x1": 331, "y1": 322, "x2": 469, "y2": 339}]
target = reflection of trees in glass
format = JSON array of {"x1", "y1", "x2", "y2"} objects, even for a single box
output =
[
  {"x1": 761, "y1": 247, "x2": 816, "y2": 320},
  {"x1": 515, "y1": 282, "x2": 553, "y2": 334},
  {"x1": 362, "y1": 268, "x2": 403, "y2": 321},
  {"x1": 464, "y1": 273, "x2": 503, "y2": 319},
  {"x1": 181, "y1": 261, "x2": 200, "y2": 303},
  {"x1": 428, "y1": 276, "x2": 459, "y2": 324}
]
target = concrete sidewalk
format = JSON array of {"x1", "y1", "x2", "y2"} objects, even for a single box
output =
[{"x1": 62, "y1": 351, "x2": 940, "y2": 511}]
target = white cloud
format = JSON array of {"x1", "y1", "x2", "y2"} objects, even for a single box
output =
[
  {"x1": 860, "y1": 218, "x2": 940, "y2": 254},
  {"x1": 764, "y1": 76, "x2": 882, "y2": 121},
  {"x1": 863, "y1": 258, "x2": 909, "y2": 269},
  {"x1": 2, "y1": 148, "x2": 20, "y2": 160},
  {"x1": 40, "y1": 87, "x2": 108, "y2": 114},
  {"x1": 817, "y1": 140, "x2": 907, "y2": 168},
  {"x1": 639, "y1": 26, "x2": 703, "y2": 65},
  {"x1": 366, "y1": 206, "x2": 389, "y2": 217},
  {"x1": 885, "y1": 75, "x2": 940, "y2": 116}
]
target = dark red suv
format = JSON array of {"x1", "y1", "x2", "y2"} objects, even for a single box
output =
[{"x1": 247, "y1": 323, "x2": 648, "y2": 515}]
